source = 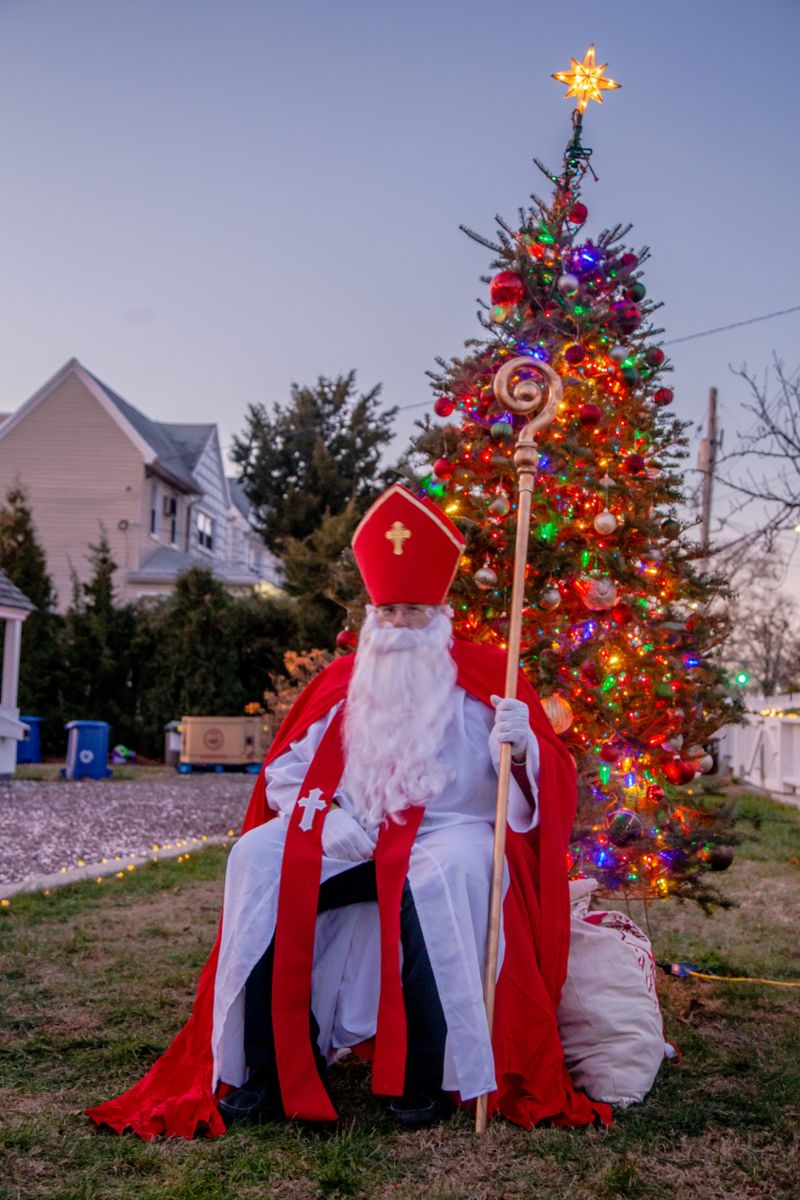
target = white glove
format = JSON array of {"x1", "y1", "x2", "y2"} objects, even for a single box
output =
[
  {"x1": 490, "y1": 695, "x2": 530, "y2": 760},
  {"x1": 321, "y1": 806, "x2": 376, "y2": 862}
]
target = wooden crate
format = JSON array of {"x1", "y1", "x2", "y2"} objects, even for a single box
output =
[{"x1": 179, "y1": 716, "x2": 272, "y2": 766}]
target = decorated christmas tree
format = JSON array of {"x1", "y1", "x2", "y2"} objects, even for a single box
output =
[{"x1": 410, "y1": 49, "x2": 739, "y2": 908}]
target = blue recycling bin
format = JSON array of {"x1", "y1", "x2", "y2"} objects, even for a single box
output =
[
  {"x1": 62, "y1": 720, "x2": 112, "y2": 780},
  {"x1": 16, "y1": 716, "x2": 43, "y2": 765}
]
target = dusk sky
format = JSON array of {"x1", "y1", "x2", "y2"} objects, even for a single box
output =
[{"x1": 1, "y1": 0, "x2": 798, "y2": 581}]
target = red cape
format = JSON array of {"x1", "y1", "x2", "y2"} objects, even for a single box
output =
[{"x1": 86, "y1": 638, "x2": 610, "y2": 1137}]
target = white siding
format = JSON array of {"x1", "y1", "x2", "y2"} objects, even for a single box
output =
[{"x1": 187, "y1": 431, "x2": 229, "y2": 562}]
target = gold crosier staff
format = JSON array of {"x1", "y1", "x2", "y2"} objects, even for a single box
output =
[{"x1": 475, "y1": 357, "x2": 562, "y2": 1134}]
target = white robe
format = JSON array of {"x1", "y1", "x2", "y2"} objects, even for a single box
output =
[{"x1": 212, "y1": 687, "x2": 540, "y2": 1102}]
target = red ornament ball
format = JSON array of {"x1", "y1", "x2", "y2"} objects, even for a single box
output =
[
  {"x1": 706, "y1": 845, "x2": 735, "y2": 872},
  {"x1": 600, "y1": 743, "x2": 621, "y2": 764},
  {"x1": 611, "y1": 603, "x2": 633, "y2": 627},
  {"x1": 568, "y1": 201, "x2": 588, "y2": 224},
  {"x1": 663, "y1": 759, "x2": 696, "y2": 786},
  {"x1": 564, "y1": 343, "x2": 586, "y2": 365},
  {"x1": 578, "y1": 403, "x2": 602, "y2": 427},
  {"x1": 619, "y1": 252, "x2": 639, "y2": 273},
  {"x1": 646, "y1": 347, "x2": 666, "y2": 367},
  {"x1": 653, "y1": 387, "x2": 674, "y2": 407},
  {"x1": 580, "y1": 660, "x2": 601, "y2": 686},
  {"x1": 335, "y1": 628, "x2": 358, "y2": 651},
  {"x1": 613, "y1": 301, "x2": 642, "y2": 333},
  {"x1": 433, "y1": 457, "x2": 454, "y2": 480},
  {"x1": 489, "y1": 270, "x2": 525, "y2": 307},
  {"x1": 625, "y1": 453, "x2": 646, "y2": 475},
  {"x1": 433, "y1": 397, "x2": 454, "y2": 418}
]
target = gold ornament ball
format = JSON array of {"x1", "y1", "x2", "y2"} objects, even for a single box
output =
[
  {"x1": 539, "y1": 586, "x2": 561, "y2": 610},
  {"x1": 593, "y1": 509, "x2": 618, "y2": 535},
  {"x1": 542, "y1": 693, "x2": 574, "y2": 734}
]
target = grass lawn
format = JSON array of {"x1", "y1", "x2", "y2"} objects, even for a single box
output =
[
  {"x1": 1, "y1": 792, "x2": 798, "y2": 1200},
  {"x1": 13, "y1": 764, "x2": 178, "y2": 783}
]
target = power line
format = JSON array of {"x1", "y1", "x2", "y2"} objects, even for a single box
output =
[
  {"x1": 394, "y1": 303, "x2": 800, "y2": 413},
  {"x1": 664, "y1": 304, "x2": 800, "y2": 347}
]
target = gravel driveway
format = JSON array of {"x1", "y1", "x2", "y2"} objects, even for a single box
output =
[{"x1": 0, "y1": 773, "x2": 254, "y2": 889}]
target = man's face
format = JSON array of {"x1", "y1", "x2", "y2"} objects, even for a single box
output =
[{"x1": 374, "y1": 603, "x2": 436, "y2": 630}]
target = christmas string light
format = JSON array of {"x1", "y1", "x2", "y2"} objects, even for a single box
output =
[{"x1": 0, "y1": 831, "x2": 237, "y2": 907}]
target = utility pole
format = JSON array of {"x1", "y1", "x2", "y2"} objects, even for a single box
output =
[{"x1": 698, "y1": 386, "x2": 719, "y2": 553}]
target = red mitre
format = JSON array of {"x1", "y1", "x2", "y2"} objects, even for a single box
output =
[{"x1": 352, "y1": 484, "x2": 465, "y2": 605}]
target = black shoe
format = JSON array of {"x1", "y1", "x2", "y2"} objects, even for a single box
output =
[
  {"x1": 218, "y1": 1071, "x2": 284, "y2": 1127},
  {"x1": 387, "y1": 1091, "x2": 451, "y2": 1130}
]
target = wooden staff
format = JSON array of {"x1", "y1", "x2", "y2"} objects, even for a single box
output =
[{"x1": 475, "y1": 357, "x2": 562, "y2": 1134}]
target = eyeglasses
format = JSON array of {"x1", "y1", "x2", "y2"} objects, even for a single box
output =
[{"x1": 375, "y1": 603, "x2": 435, "y2": 627}]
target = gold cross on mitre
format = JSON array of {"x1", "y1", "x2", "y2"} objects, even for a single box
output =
[
  {"x1": 552, "y1": 45, "x2": 620, "y2": 114},
  {"x1": 385, "y1": 521, "x2": 411, "y2": 556}
]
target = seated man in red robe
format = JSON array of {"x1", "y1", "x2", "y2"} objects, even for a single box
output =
[{"x1": 86, "y1": 484, "x2": 609, "y2": 1139}]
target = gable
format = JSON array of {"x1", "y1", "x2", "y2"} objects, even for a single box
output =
[
  {"x1": 0, "y1": 359, "x2": 155, "y2": 460},
  {"x1": 0, "y1": 367, "x2": 151, "y2": 469}
]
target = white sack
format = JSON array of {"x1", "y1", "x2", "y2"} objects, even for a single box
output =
[{"x1": 558, "y1": 903, "x2": 670, "y2": 1106}]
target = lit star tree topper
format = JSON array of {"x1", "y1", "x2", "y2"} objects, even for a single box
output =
[{"x1": 552, "y1": 45, "x2": 621, "y2": 114}]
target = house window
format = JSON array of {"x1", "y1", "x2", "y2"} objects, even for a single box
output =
[
  {"x1": 197, "y1": 511, "x2": 214, "y2": 552},
  {"x1": 150, "y1": 486, "x2": 158, "y2": 535},
  {"x1": 162, "y1": 495, "x2": 178, "y2": 545}
]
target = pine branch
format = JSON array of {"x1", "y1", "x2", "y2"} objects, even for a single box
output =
[
  {"x1": 459, "y1": 224, "x2": 503, "y2": 253},
  {"x1": 532, "y1": 157, "x2": 558, "y2": 184}
]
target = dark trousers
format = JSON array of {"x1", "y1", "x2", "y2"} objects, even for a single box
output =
[{"x1": 243, "y1": 860, "x2": 447, "y2": 1097}]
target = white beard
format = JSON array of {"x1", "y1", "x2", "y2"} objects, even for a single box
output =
[{"x1": 341, "y1": 607, "x2": 458, "y2": 826}]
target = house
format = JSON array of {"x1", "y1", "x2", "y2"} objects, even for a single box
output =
[{"x1": 0, "y1": 359, "x2": 282, "y2": 611}]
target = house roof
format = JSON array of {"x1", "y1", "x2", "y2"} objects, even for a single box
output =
[
  {"x1": 128, "y1": 546, "x2": 283, "y2": 590},
  {"x1": 160, "y1": 423, "x2": 216, "y2": 471},
  {"x1": 84, "y1": 369, "x2": 203, "y2": 493},
  {"x1": 227, "y1": 476, "x2": 252, "y2": 519},
  {"x1": 0, "y1": 569, "x2": 36, "y2": 613}
]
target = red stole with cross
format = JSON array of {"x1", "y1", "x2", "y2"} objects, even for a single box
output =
[
  {"x1": 270, "y1": 707, "x2": 424, "y2": 1119},
  {"x1": 85, "y1": 638, "x2": 610, "y2": 1139}
]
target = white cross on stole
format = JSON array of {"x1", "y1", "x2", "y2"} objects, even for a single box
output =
[{"x1": 297, "y1": 786, "x2": 328, "y2": 832}]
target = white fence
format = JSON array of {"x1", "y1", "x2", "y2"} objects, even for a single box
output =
[{"x1": 715, "y1": 693, "x2": 800, "y2": 797}]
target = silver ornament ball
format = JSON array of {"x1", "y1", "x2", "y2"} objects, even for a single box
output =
[
  {"x1": 557, "y1": 273, "x2": 580, "y2": 298},
  {"x1": 593, "y1": 509, "x2": 618, "y2": 535},
  {"x1": 489, "y1": 491, "x2": 511, "y2": 517},
  {"x1": 609, "y1": 344, "x2": 627, "y2": 364},
  {"x1": 474, "y1": 564, "x2": 498, "y2": 590},
  {"x1": 580, "y1": 576, "x2": 618, "y2": 610}
]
